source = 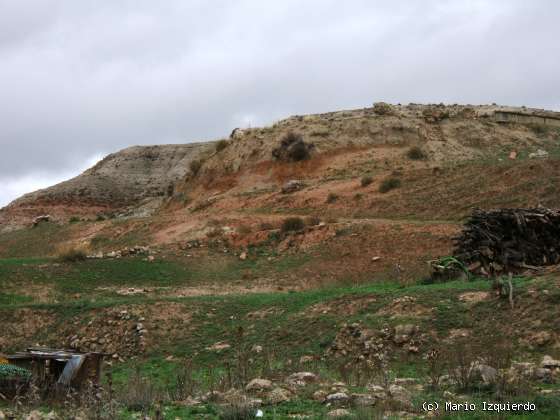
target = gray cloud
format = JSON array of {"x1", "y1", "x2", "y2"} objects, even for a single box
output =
[{"x1": 1, "y1": 0, "x2": 559, "y2": 205}]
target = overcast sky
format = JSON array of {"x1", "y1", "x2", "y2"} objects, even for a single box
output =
[{"x1": 1, "y1": 0, "x2": 559, "y2": 207}]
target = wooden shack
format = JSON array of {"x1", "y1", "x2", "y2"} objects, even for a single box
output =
[{"x1": 7, "y1": 347, "x2": 105, "y2": 389}]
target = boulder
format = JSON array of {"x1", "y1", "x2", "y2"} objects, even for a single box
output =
[
  {"x1": 266, "y1": 387, "x2": 291, "y2": 405},
  {"x1": 472, "y1": 363, "x2": 497, "y2": 385},
  {"x1": 313, "y1": 390, "x2": 328, "y2": 402},
  {"x1": 389, "y1": 384, "x2": 413, "y2": 409},
  {"x1": 286, "y1": 372, "x2": 318, "y2": 386},
  {"x1": 325, "y1": 392, "x2": 350, "y2": 406},
  {"x1": 542, "y1": 355, "x2": 560, "y2": 369},
  {"x1": 246, "y1": 378, "x2": 273, "y2": 393},
  {"x1": 393, "y1": 324, "x2": 418, "y2": 345},
  {"x1": 281, "y1": 180, "x2": 305, "y2": 194},
  {"x1": 327, "y1": 409, "x2": 352, "y2": 419}
]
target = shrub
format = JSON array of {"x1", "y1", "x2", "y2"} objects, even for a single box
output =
[
  {"x1": 215, "y1": 139, "x2": 228, "y2": 152},
  {"x1": 281, "y1": 217, "x2": 305, "y2": 233},
  {"x1": 119, "y1": 368, "x2": 157, "y2": 413},
  {"x1": 259, "y1": 222, "x2": 274, "y2": 231},
  {"x1": 305, "y1": 216, "x2": 321, "y2": 226},
  {"x1": 326, "y1": 193, "x2": 339, "y2": 203},
  {"x1": 379, "y1": 177, "x2": 401, "y2": 193},
  {"x1": 407, "y1": 146, "x2": 427, "y2": 160},
  {"x1": 360, "y1": 176, "x2": 373, "y2": 187},
  {"x1": 57, "y1": 248, "x2": 87, "y2": 263},
  {"x1": 272, "y1": 131, "x2": 312, "y2": 162},
  {"x1": 69, "y1": 216, "x2": 81, "y2": 223},
  {"x1": 189, "y1": 159, "x2": 202, "y2": 175}
]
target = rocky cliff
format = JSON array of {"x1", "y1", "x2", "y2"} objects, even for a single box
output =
[{"x1": 0, "y1": 142, "x2": 215, "y2": 231}]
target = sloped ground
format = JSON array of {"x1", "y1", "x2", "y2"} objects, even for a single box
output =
[{"x1": 1, "y1": 104, "x2": 560, "y2": 418}]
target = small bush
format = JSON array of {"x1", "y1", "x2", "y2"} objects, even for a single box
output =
[
  {"x1": 305, "y1": 216, "x2": 321, "y2": 226},
  {"x1": 354, "y1": 193, "x2": 363, "y2": 200},
  {"x1": 189, "y1": 159, "x2": 202, "y2": 175},
  {"x1": 57, "y1": 248, "x2": 87, "y2": 263},
  {"x1": 272, "y1": 131, "x2": 312, "y2": 162},
  {"x1": 119, "y1": 369, "x2": 157, "y2": 413},
  {"x1": 407, "y1": 146, "x2": 427, "y2": 160},
  {"x1": 68, "y1": 216, "x2": 81, "y2": 223},
  {"x1": 215, "y1": 139, "x2": 228, "y2": 152},
  {"x1": 379, "y1": 177, "x2": 401, "y2": 193},
  {"x1": 360, "y1": 176, "x2": 373, "y2": 187},
  {"x1": 281, "y1": 217, "x2": 305, "y2": 233},
  {"x1": 326, "y1": 193, "x2": 339, "y2": 203},
  {"x1": 259, "y1": 222, "x2": 274, "y2": 231}
]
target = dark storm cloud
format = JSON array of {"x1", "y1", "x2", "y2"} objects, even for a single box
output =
[{"x1": 1, "y1": 0, "x2": 559, "y2": 205}]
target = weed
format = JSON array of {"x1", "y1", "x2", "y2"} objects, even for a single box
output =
[
  {"x1": 407, "y1": 146, "x2": 427, "y2": 160},
  {"x1": 281, "y1": 217, "x2": 305, "y2": 233},
  {"x1": 360, "y1": 176, "x2": 373, "y2": 187},
  {"x1": 119, "y1": 367, "x2": 158, "y2": 413},
  {"x1": 57, "y1": 248, "x2": 87, "y2": 263},
  {"x1": 326, "y1": 193, "x2": 339, "y2": 203},
  {"x1": 189, "y1": 159, "x2": 202, "y2": 175},
  {"x1": 379, "y1": 177, "x2": 401, "y2": 193},
  {"x1": 215, "y1": 139, "x2": 228, "y2": 152}
]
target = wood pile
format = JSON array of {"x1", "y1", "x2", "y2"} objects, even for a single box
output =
[{"x1": 454, "y1": 208, "x2": 560, "y2": 276}]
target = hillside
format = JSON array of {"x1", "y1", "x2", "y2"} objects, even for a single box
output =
[{"x1": 1, "y1": 103, "x2": 560, "y2": 419}]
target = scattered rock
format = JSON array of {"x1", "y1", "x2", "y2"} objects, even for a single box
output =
[
  {"x1": 206, "y1": 342, "x2": 231, "y2": 352},
  {"x1": 313, "y1": 390, "x2": 328, "y2": 402},
  {"x1": 389, "y1": 384, "x2": 413, "y2": 409},
  {"x1": 542, "y1": 355, "x2": 560, "y2": 369},
  {"x1": 367, "y1": 385, "x2": 387, "y2": 400},
  {"x1": 251, "y1": 345, "x2": 263, "y2": 354},
  {"x1": 239, "y1": 252, "x2": 248, "y2": 260},
  {"x1": 393, "y1": 324, "x2": 418, "y2": 345},
  {"x1": 246, "y1": 378, "x2": 273, "y2": 393},
  {"x1": 325, "y1": 392, "x2": 350, "y2": 406},
  {"x1": 299, "y1": 355, "x2": 315, "y2": 364},
  {"x1": 327, "y1": 408, "x2": 352, "y2": 418},
  {"x1": 281, "y1": 180, "x2": 305, "y2": 194},
  {"x1": 266, "y1": 387, "x2": 291, "y2": 405},
  {"x1": 529, "y1": 149, "x2": 549, "y2": 159},
  {"x1": 472, "y1": 363, "x2": 497, "y2": 385},
  {"x1": 286, "y1": 372, "x2": 319, "y2": 386}
]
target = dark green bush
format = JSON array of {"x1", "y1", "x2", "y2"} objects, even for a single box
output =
[
  {"x1": 379, "y1": 177, "x2": 401, "y2": 193},
  {"x1": 407, "y1": 146, "x2": 427, "y2": 160},
  {"x1": 215, "y1": 139, "x2": 228, "y2": 152},
  {"x1": 57, "y1": 248, "x2": 87, "y2": 263},
  {"x1": 189, "y1": 159, "x2": 202, "y2": 175},
  {"x1": 360, "y1": 176, "x2": 373, "y2": 187},
  {"x1": 326, "y1": 193, "x2": 339, "y2": 203},
  {"x1": 281, "y1": 217, "x2": 305, "y2": 233}
]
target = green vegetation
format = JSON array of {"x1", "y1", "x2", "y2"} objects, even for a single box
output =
[
  {"x1": 379, "y1": 177, "x2": 401, "y2": 193},
  {"x1": 406, "y1": 146, "x2": 427, "y2": 160},
  {"x1": 281, "y1": 217, "x2": 305, "y2": 233},
  {"x1": 360, "y1": 176, "x2": 373, "y2": 187},
  {"x1": 215, "y1": 139, "x2": 228, "y2": 153}
]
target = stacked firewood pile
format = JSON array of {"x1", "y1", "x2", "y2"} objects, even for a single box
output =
[{"x1": 454, "y1": 208, "x2": 560, "y2": 276}]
